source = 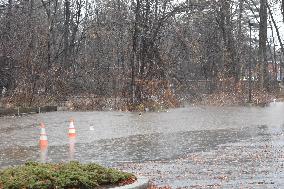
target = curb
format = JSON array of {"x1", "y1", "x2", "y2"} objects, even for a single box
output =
[
  {"x1": 0, "y1": 106, "x2": 57, "y2": 117},
  {"x1": 111, "y1": 177, "x2": 149, "y2": 189}
]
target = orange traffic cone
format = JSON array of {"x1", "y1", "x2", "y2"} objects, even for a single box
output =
[
  {"x1": 39, "y1": 122, "x2": 48, "y2": 149},
  {"x1": 68, "y1": 118, "x2": 76, "y2": 138}
]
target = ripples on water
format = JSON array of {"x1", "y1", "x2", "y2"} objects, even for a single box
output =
[{"x1": 1, "y1": 102, "x2": 284, "y2": 188}]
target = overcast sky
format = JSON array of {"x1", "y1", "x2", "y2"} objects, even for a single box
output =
[{"x1": 268, "y1": 3, "x2": 283, "y2": 48}]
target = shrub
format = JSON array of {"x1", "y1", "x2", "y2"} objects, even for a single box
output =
[{"x1": 0, "y1": 161, "x2": 135, "y2": 189}]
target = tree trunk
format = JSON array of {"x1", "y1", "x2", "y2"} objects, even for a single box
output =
[
  {"x1": 28, "y1": 0, "x2": 36, "y2": 106},
  {"x1": 3, "y1": 0, "x2": 12, "y2": 58},
  {"x1": 219, "y1": 0, "x2": 237, "y2": 81},
  {"x1": 236, "y1": 0, "x2": 244, "y2": 82},
  {"x1": 259, "y1": 0, "x2": 269, "y2": 90},
  {"x1": 63, "y1": 0, "x2": 70, "y2": 68},
  {"x1": 131, "y1": 0, "x2": 140, "y2": 104},
  {"x1": 282, "y1": 0, "x2": 284, "y2": 22}
]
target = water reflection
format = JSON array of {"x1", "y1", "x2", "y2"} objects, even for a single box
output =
[
  {"x1": 40, "y1": 147, "x2": 48, "y2": 163},
  {"x1": 74, "y1": 127, "x2": 253, "y2": 165},
  {"x1": 1, "y1": 104, "x2": 284, "y2": 187},
  {"x1": 22, "y1": 126, "x2": 271, "y2": 167},
  {"x1": 69, "y1": 137, "x2": 76, "y2": 161}
]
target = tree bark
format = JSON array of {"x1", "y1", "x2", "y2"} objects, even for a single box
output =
[
  {"x1": 282, "y1": 0, "x2": 284, "y2": 22},
  {"x1": 236, "y1": 0, "x2": 244, "y2": 82},
  {"x1": 219, "y1": 0, "x2": 237, "y2": 82},
  {"x1": 63, "y1": 0, "x2": 70, "y2": 68},
  {"x1": 131, "y1": 0, "x2": 140, "y2": 104},
  {"x1": 3, "y1": 0, "x2": 12, "y2": 58},
  {"x1": 259, "y1": 0, "x2": 269, "y2": 90}
]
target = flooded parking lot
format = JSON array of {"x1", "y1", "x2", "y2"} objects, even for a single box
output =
[{"x1": 1, "y1": 103, "x2": 284, "y2": 188}]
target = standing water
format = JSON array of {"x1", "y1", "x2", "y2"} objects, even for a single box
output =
[{"x1": 1, "y1": 103, "x2": 284, "y2": 188}]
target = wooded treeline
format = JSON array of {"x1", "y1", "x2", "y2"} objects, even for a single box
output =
[{"x1": 0, "y1": 0, "x2": 283, "y2": 108}]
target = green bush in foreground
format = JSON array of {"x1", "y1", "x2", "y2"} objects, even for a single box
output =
[{"x1": 0, "y1": 161, "x2": 136, "y2": 189}]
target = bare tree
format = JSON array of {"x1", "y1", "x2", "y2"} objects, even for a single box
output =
[{"x1": 259, "y1": 0, "x2": 269, "y2": 89}]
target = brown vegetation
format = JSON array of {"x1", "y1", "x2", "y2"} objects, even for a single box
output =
[{"x1": 0, "y1": 0, "x2": 283, "y2": 109}]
